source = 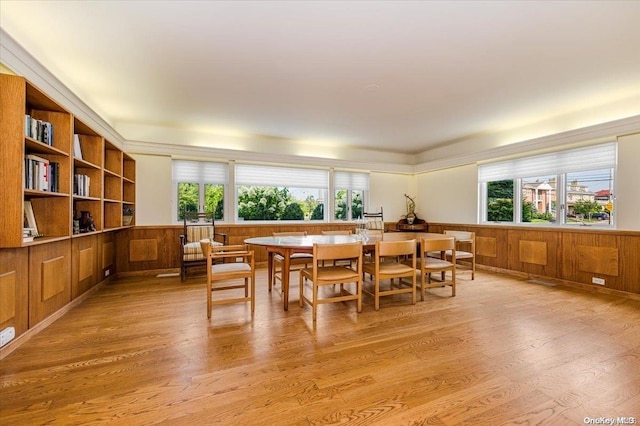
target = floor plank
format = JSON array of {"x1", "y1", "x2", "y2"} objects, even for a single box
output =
[{"x1": 1, "y1": 269, "x2": 639, "y2": 425}]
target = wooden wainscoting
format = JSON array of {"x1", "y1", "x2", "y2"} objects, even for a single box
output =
[
  {"x1": 429, "y1": 223, "x2": 639, "y2": 298},
  {"x1": 115, "y1": 223, "x2": 640, "y2": 299},
  {"x1": 0, "y1": 248, "x2": 29, "y2": 338}
]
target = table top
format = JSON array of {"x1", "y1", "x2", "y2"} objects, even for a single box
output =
[{"x1": 245, "y1": 232, "x2": 451, "y2": 250}]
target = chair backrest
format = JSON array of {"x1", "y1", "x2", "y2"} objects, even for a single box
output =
[
  {"x1": 421, "y1": 237, "x2": 456, "y2": 256},
  {"x1": 444, "y1": 230, "x2": 475, "y2": 254},
  {"x1": 363, "y1": 208, "x2": 384, "y2": 232},
  {"x1": 314, "y1": 241, "x2": 362, "y2": 262},
  {"x1": 187, "y1": 225, "x2": 214, "y2": 243},
  {"x1": 183, "y1": 210, "x2": 215, "y2": 243},
  {"x1": 321, "y1": 230, "x2": 352, "y2": 235},
  {"x1": 200, "y1": 242, "x2": 252, "y2": 262},
  {"x1": 273, "y1": 231, "x2": 307, "y2": 237},
  {"x1": 377, "y1": 239, "x2": 416, "y2": 258},
  {"x1": 443, "y1": 230, "x2": 474, "y2": 242}
]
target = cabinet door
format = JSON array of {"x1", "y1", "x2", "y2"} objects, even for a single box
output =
[
  {"x1": 0, "y1": 248, "x2": 29, "y2": 341},
  {"x1": 28, "y1": 240, "x2": 71, "y2": 326},
  {"x1": 71, "y1": 235, "x2": 100, "y2": 299}
]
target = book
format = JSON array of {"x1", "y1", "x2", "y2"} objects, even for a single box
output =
[
  {"x1": 24, "y1": 200, "x2": 39, "y2": 235},
  {"x1": 73, "y1": 134, "x2": 83, "y2": 159}
]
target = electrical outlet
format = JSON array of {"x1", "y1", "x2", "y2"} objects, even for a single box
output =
[
  {"x1": 592, "y1": 277, "x2": 605, "y2": 285},
  {"x1": 0, "y1": 327, "x2": 16, "y2": 347},
  {"x1": 105, "y1": 269, "x2": 110, "y2": 277}
]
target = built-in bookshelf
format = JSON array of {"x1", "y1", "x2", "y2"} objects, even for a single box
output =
[
  {"x1": 1, "y1": 73, "x2": 136, "y2": 354},
  {"x1": 72, "y1": 118, "x2": 103, "y2": 235},
  {"x1": 0, "y1": 73, "x2": 135, "y2": 247}
]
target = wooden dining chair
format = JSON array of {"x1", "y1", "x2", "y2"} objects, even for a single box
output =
[
  {"x1": 200, "y1": 241, "x2": 255, "y2": 319},
  {"x1": 426, "y1": 230, "x2": 475, "y2": 280},
  {"x1": 299, "y1": 241, "x2": 363, "y2": 322},
  {"x1": 321, "y1": 230, "x2": 353, "y2": 266},
  {"x1": 271, "y1": 231, "x2": 313, "y2": 292},
  {"x1": 444, "y1": 230, "x2": 475, "y2": 280},
  {"x1": 413, "y1": 237, "x2": 456, "y2": 300},
  {"x1": 362, "y1": 239, "x2": 417, "y2": 310}
]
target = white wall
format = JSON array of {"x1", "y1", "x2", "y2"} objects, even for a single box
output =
[
  {"x1": 415, "y1": 164, "x2": 478, "y2": 224},
  {"x1": 133, "y1": 154, "x2": 173, "y2": 225},
  {"x1": 616, "y1": 132, "x2": 640, "y2": 231},
  {"x1": 369, "y1": 172, "x2": 413, "y2": 222}
]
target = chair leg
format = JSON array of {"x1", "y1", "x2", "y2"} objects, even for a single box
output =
[
  {"x1": 374, "y1": 277, "x2": 380, "y2": 311},
  {"x1": 452, "y1": 268, "x2": 456, "y2": 297},
  {"x1": 299, "y1": 274, "x2": 305, "y2": 308},
  {"x1": 312, "y1": 283, "x2": 318, "y2": 322}
]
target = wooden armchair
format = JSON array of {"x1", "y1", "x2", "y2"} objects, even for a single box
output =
[
  {"x1": 200, "y1": 242, "x2": 255, "y2": 319},
  {"x1": 179, "y1": 211, "x2": 227, "y2": 281}
]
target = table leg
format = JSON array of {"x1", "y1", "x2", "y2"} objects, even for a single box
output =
[
  {"x1": 268, "y1": 251, "x2": 274, "y2": 292},
  {"x1": 283, "y1": 251, "x2": 291, "y2": 311}
]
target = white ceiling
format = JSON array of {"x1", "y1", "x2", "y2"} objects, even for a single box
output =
[{"x1": 2, "y1": 1, "x2": 640, "y2": 156}]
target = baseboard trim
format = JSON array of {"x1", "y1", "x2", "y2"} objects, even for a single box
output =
[{"x1": 477, "y1": 264, "x2": 640, "y2": 302}]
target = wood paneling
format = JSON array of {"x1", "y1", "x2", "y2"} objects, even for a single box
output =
[
  {"x1": 103, "y1": 241, "x2": 114, "y2": 270},
  {"x1": 114, "y1": 223, "x2": 640, "y2": 297},
  {"x1": 518, "y1": 240, "x2": 547, "y2": 265},
  {"x1": 78, "y1": 248, "x2": 94, "y2": 281},
  {"x1": 72, "y1": 235, "x2": 101, "y2": 299},
  {"x1": 129, "y1": 239, "x2": 158, "y2": 262},
  {"x1": 507, "y1": 229, "x2": 559, "y2": 278},
  {"x1": 0, "y1": 248, "x2": 29, "y2": 339},
  {"x1": 577, "y1": 245, "x2": 619, "y2": 276},
  {"x1": 28, "y1": 240, "x2": 71, "y2": 326},
  {"x1": 0, "y1": 272, "x2": 16, "y2": 323},
  {"x1": 476, "y1": 236, "x2": 497, "y2": 257},
  {"x1": 561, "y1": 232, "x2": 638, "y2": 294},
  {"x1": 41, "y1": 256, "x2": 66, "y2": 301}
]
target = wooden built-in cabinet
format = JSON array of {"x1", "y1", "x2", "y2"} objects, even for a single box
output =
[{"x1": 0, "y1": 73, "x2": 136, "y2": 354}]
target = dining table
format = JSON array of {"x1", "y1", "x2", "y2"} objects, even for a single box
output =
[{"x1": 244, "y1": 232, "x2": 453, "y2": 311}]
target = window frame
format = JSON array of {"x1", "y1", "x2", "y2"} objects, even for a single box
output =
[
  {"x1": 478, "y1": 143, "x2": 617, "y2": 228},
  {"x1": 172, "y1": 160, "x2": 228, "y2": 223}
]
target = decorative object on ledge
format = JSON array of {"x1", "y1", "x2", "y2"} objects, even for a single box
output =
[
  {"x1": 403, "y1": 194, "x2": 417, "y2": 224},
  {"x1": 79, "y1": 210, "x2": 97, "y2": 233},
  {"x1": 396, "y1": 216, "x2": 428, "y2": 231},
  {"x1": 122, "y1": 206, "x2": 135, "y2": 226}
]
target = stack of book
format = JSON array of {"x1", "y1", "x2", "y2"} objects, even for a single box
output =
[
  {"x1": 74, "y1": 174, "x2": 91, "y2": 197},
  {"x1": 24, "y1": 154, "x2": 59, "y2": 192},
  {"x1": 25, "y1": 115, "x2": 54, "y2": 145}
]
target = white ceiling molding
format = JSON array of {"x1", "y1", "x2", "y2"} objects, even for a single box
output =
[
  {"x1": 413, "y1": 114, "x2": 640, "y2": 174},
  {"x1": 124, "y1": 139, "x2": 414, "y2": 174}
]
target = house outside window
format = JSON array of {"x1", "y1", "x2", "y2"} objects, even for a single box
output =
[{"x1": 479, "y1": 143, "x2": 616, "y2": 227}]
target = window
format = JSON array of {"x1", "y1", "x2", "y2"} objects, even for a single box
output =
[
  {"x1": 173, "y1": 160, "x2": 228, "y2": 222},
  {"x1": 479, "y1": 143, "x2": 616, "y2": 227},
  {"x1": 235, "y1": 164, "x2": 328, "y2": 221},
  {"x1": 334, "y1": 171, "x2": 368, "y2": 221}
]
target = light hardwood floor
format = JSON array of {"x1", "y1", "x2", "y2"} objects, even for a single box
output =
[{"x1": 1, "y1": 268, "x2": 639, "y2": 425}]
